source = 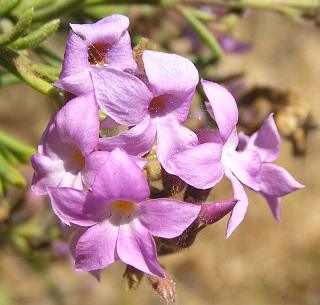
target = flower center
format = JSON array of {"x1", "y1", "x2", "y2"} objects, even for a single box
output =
[
  {"x1": 71, "y1": 148, "x2": 85, "y2": 169},
  {"x1": 111, "y1": 200, "x2": 135, "y2": 215},
  {"x1": 148, "y1": 95, "x2": 167, "y2": 117},
  {"x1": 88, "y1": 42, "x2": 110, "y2": 66}
]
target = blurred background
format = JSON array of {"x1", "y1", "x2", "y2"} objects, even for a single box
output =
[{"x1": 0, "y1": 2, "x2": 319, "y2": 305}]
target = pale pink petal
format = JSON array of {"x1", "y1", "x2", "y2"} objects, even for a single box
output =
[
  {"x1": 262, "y1": 193, "x2": 281, "y2": 222},
  {"x1": 237, "y1": 131, "x2": 250, "y2": 151},
  {"x1": 99, "y1": 117, "x2": 156, "y2": 157},
  {"x1": 248, "y1": 114, "x2": 280, "y2": 162},
  {"x1": 91, "y1": 148, "x2": 149, "y2": 202},
  {"x1": 74, "y1": 220, "x2": 119, "y2": 272},
  {"x1": 167, "y1": 142, "x2": 224, "y2": 189},
  {"x1": 117, "y1": 218, "x2": 164, "y2": 277},
  {"x1": 55, "y1": 92, "x2": 99, "y2": 155},
  {"x1": 48, "y1": 187, "x2": 106, "y2": 226},
  {"x1": 202, "y1": 80, "x2": 238, "y2": 141},
  {"x1": 259, "y1": 163, "x2": 304, "y2": 197},
  {"x1": 197, "y1": 129, "x2": 223, "y2": 144},
  {"x1": 31, "y1": 154, "x2": 82, "y2": 195},
  {"x1": 83, "y1": 151, "x2": 147, "y2": 188},
  {"x1": 138, "y1": 199, "x2": 201, "y2": 238},
  {"x1": 143, "y1": 50, "x2": 198, "y2": 122},
  {"x1": 224, "y1": 149, "x2": 261, "y2": 191},
  {"x1": 91, "y1": 68, "x2": 151, "y2": 125},
  {"x1": 156, "y1": 116, "x2": 198, "y2": 172},
  {"x1": 225, "y1": 169, "x2": 249, "y2": 238}
]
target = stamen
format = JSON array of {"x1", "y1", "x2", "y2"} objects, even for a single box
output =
[{"x1": 112, "y1": 200, "x2": 135, "y2": 214}]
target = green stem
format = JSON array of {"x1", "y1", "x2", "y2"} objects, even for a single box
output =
[
  {"x1": 0, "y1": 130, "x2": 35, "y2": 162},
  {"x1": 176, "y1": 5, "x2": 224, "y2": 60},
  {"x1": 0, "y1": 46, "x2": 59, "y2": 97},
  {"x1": 0, "y1": 0, "x2": 19, "y2": 16},
  {"x1": 0, "y1": 8, "x2": 33, "y2": 46}
]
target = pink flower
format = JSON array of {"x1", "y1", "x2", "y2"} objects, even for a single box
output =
[
  {"x1": 91, "y1": 50, "x2": 199, "y2": 173},
  {"x1": 55, "y1": 15, "x2": 137, "y2": 96},
  {"x1": 48, "y1": 148, "x2": 201, "y2": 277},
  {"x1": 238, "y1": 114, "x2": 304, "y2": 221},
  {"x1": 31, "y1": 93, "x2": 99, "y2": 195}
]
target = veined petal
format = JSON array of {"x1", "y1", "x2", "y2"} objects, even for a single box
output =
[
  {"x1": 197, "y1": 130, "x2": 223, "y2": 145},
  {"x1": 262, "y1": 193, "x2": 282, "y2": 222},
  {"x1": 248, "y1": 114, "x2": 280, "y2": 162},
  {"x1": 91, "y1": 148, "x2": 149, "y2": 202},
  {"x1": 202, "y1": 80, "x2": 238, "y2": 141},
  {"x1": 225, "y1": 169, "x2": 249, "y2": 238},
  {"x1": 143, "y1": 50, "x2": 199, "y2": 122},
  {"x1": 48, "y1": 187, "x2": 106, "y2": 226},
  {"x1": 117, "y1": 218, "x2": 164, "y2": 277},
  {"x1": 259, "y1": 163, "x2": 304, "y2": 197},
  {"x1": 237, "y1": 131, "x2": 250, "y2": 151},
  {"x1": 156, "y1": 116, "x2": 198, "y2": 173},
  {"x1": 55, "y1": 92, "x2": 99, "y2": 155},
  {"x1": 70, "y1": 14, "x2": 129, "y2": 45},
  {"x1": 138, "y1": 199, "x2": 201, "y2": 238},
  {"x1": 167, "y1": 142, "x2": 224, "y2": 189},
  {"x1": 224, "y1": 149, "x2": 261, "y2": 191},
  {"x1": 74, "y1": 220, "x2": 119, "y2": 272},
  {"x1": 83, "y1": 151, "x2": 147, "y2": 188},
  {"x1": 99, "y1": 117, "x2": 156, "y2": 157},
  {"x1": 91, "y1": 68, "x2": 151, "y2": 125},
  {"x1": 31, "y1": 154, "x2": 82, "y2": 195}
]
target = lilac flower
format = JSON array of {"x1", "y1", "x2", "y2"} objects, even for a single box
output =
[
  {"x1": 238, "y1": 114, "x2": 304, "y2": 221},
  {"x1": 55, "y1": 15, "x2": 137, "y2": 96},
  {"x1": 217, "y1": 35, "x2": 251, "y2": 54},
  {"x1": 167, "y1": 80, "x2": 262, "y2": 237},
  {"x1": 91, "y1": 50, "x2": 199, "y2": 173},
  {"x1": 48, "y1": 148, "x2": 201, "y2": 277},
  {"x1": 31, "y1": 93, "x2": 99, "y2": 195}
]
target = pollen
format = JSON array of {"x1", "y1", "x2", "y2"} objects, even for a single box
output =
[
  {"x1": 112, "y1": 200, "x2": 135, "y2": 214},
  {"x1": 71, "y1": 147, "x2": 85, "y2": 168},
  {"x1": 88, "y1": 42, "x2": 110, "y2": 66}
]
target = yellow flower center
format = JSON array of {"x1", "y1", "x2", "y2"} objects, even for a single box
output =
[
  {"x1": 111, "y1": 200, "x2": 135, "y2": 214},
  {"x1": 71, "y1": 148, "x2": 85, "y2": 169}
]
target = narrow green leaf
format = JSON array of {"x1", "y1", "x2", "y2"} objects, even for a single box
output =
[
  {"x1": 0, "y1": 73, "x2": 21, "y2": 86},
  {"x1": 0, "y1": 0, "x2": 19, "y2": 16},
  {"x1": 0, "y1": 8, "x2": 33, "y2": 46},
  {"x1": 35, "y1": 46, "x2": 62, "y2": 66},
  {"x1": 0, "y1": 46, "x2": 60, "y2": 98},
  {"x1": 29, "y1": 62, "x2": 60, "y2": 82},
  {"x1": 0, "y1": 177, "x2": 7, "y2": 197},
  {"x1": 0, "y1": 130, "x2": 35, "y2": 163},
  {"x1": 33, "y1": 0, "x2": 84, "y2": 21},
  {"x1": 0, "y1": 145, "x2": 20, "y2": 165},
  {"x1": 10, "y1": 19, "x2": 60, "y2": 50},
  {"x1": 11, "y1": 0, "x2": 54, "y2": 17},
  {"x1": 0, "y1": 153, "x2": 26, "y2": 187},
  {"x1": 176, "y1": 5, "x2": 224, "y2": 60}
]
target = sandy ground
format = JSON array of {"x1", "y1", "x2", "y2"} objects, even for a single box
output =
[{"x1": 0, "y1": 10, "x2": 319, "y2": 305}]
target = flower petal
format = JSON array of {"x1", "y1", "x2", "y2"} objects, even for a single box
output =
[
  {"x1": 248, "y1": 114, "x2": 280, "y2": 162},
  {"x1": 262, "y1": 193, "x2": 281, "y2": 222},
  {"x1": 31, "y1": 154, "x2": 82, "y2": 195},
  {"x1": 202, "y1": 80, "x2": 238, "y2": 141},
  {"x1": 92, "y1": 148, "x2": 149, "y2": 202},
  {"x1": 224, "y1": 149, "x2": 261, "y2": 191},
  {"x1": 225, "y1": 169, "x2": 249, "y2": 238},
  {"x1": 74, "y1": 220, "x2": 119, "y2": 272},
  {"x1": 48, "y1": 187, "x2": 106, "y2": 226},
  {"x1": 143, "y1": 50, "x2": 199, "y2": 122},
  {"x1": 70, "y1": 14, "x2": 129, "y2": 45},
  {"x1": 83, "y1": 150, "x2": 147, "y2": 188},
  {"x1": 99, "y1": 117, "x2": 156, "y2": 157},
  {"x1": 156, "y1": 116, "x2": 198, "y2": 172},
  {"x1": 55, "y1": 92, "x2": 99, "y2": 155},
  {"x1": 167, "y1": 142, "x2": 224, "y2": 189},
  {"x1": 138, "y1": 199, "x2": 201, "y2": 238},
  {"x1": 117, "y1": 218, "x2": 164, "y2": 277},
  {"x1": 91, "y1": 68, "x2": 151, "y2": 125},
  {"x1": 259, "y1": 163, "x2": 304, "y2": 197}
]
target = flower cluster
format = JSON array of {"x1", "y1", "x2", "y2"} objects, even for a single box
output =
[{"x1": 31, "y1": 15, "x2": 303, "y2": 278}]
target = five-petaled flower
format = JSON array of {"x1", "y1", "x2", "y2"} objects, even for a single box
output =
[{"x1": 48, "y1": 148, "x2": 201, "y2": 276}]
